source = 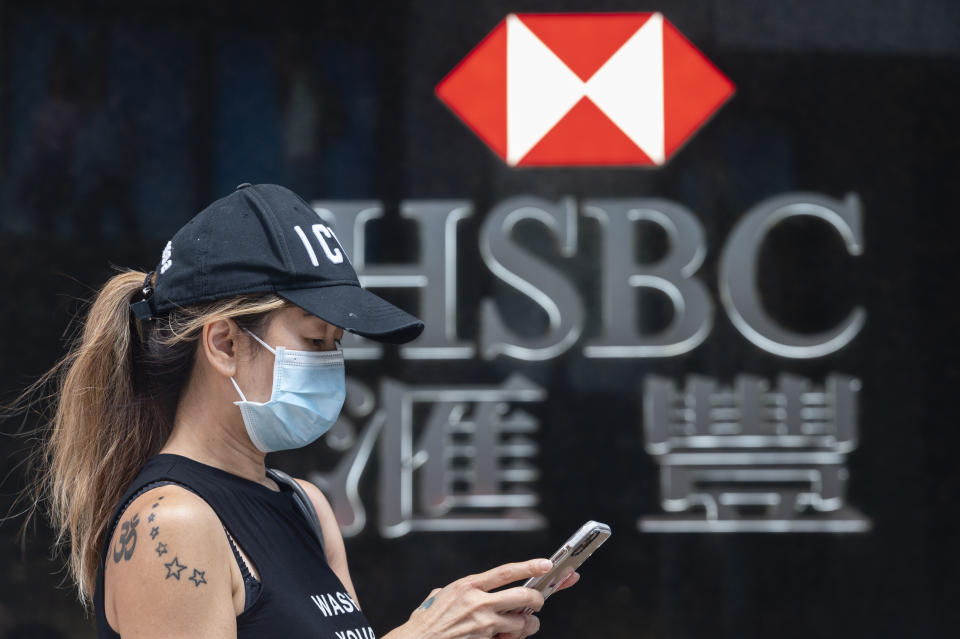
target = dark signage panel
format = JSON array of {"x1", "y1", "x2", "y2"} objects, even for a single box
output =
[{"x1": 1, "y1": 1, "x2": 958, "y2": 638}]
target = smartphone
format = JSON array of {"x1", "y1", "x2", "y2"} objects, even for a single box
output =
[{"x1": 520, "y1": 520, "x2": 611, "y2": 614}]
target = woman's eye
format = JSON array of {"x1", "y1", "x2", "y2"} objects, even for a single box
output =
[{"x1": 308, "y1": 336, "x2": 342, "y2": 349}]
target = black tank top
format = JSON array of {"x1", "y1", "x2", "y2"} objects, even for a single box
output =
[{"x1": 93, "y1": 454, "x2": 376, "y2": 638}]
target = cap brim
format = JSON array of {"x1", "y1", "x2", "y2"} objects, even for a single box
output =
[{"x1": 278, "y1": 285, "x2": 424, "y2": 344}]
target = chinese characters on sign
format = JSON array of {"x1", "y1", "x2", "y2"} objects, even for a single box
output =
[
  {"x1": 310, "y1": 375, "x2": 547, "y2": 537},
  {"x1": 310, "y1": 373, "x2": 868, "y2": 537},
  {"x1": 305, "y1": 192, "x2": 869, "y2": 537},
  {"x1": 639, "y1": 374, "x2": 870, "y2": 533}
]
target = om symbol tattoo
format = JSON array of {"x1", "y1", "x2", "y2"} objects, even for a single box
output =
[{"x1": 112, "y1": 512, "x2": 140, "y2": 563}]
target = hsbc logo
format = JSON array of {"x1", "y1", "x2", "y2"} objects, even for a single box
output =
[{"x1": 436, "y1": 12, "x2": 735, "y2": 167}]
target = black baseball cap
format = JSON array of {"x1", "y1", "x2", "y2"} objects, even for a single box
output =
[{"x1": 131, "y1": 183, "x2": 424, "y2": 344}]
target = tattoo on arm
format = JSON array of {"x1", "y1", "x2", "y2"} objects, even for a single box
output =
[
  {"x1": 143, "y1": 503, "x2": 208, "y2": 587},
  {"x1": 188, "y1": 569, "x2": 207, "y2": 587},
  {"x1": 418, "y1": 596, "x2": 436, "y2": 610},
  {"x1": 112, "y1": 513, "x2": 140, "y2": 563},
  {"x1": 164, "y1": 556, "x2": 187, "y2": 580}
]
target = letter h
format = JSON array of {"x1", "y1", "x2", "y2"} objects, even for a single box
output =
[{"x1": 311, "y1": 200, "x2": 474, "y2": 360}]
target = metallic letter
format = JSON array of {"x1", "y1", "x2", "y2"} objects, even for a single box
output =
[
  {"x1": 312, "y1": 200, "x2": 474, "y2": 360},
  {"x1": 718, "y1": 193, "x2": 864, "y2": 359},
  {"x1": 479, "y1": 197, "x2": 584, "y2": 361},
  {"x1": 583, "y1": 199, "x2": 712, "y2": 357}
]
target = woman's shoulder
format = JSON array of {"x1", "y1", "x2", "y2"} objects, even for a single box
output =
[
  {"x1": 113, "y1": 483, "x2": 222, "y2": 541},
  {"x1": 103, "y1": 484, "x2": 237, "y2": 635},
  {"x1": 291, "y1": 477, "x2": 338, "y2": 540},
  {"x1": 292, "y1": 477, "x2": 360, "y2": 604},
  {"x1": 104, "y1": 484, "x2": 227, "y2": 582},
  {"x1": 292, "y1": 477, "x2": 331, "y2": 511}
]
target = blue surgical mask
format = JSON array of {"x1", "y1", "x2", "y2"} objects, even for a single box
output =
[{"x1": 230, "y1": 330, "x2": 346, "y2": 453}]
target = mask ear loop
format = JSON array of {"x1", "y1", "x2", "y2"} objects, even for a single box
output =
[
  {"x1": 230, "y1": 377, "x2": 248, "y2": 402},
  {"x1": 243, "y1": 328, "x2": 277, "y2": 355},
  {"x1": 231, "y1": 328, "x2": 277, "y2": 402}
]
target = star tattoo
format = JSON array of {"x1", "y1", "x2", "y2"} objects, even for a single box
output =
[
  {"x1": 188, "y1": 569, "x2": 207, "y2": 588},
  {"x1": 155, "y1": 542, "x2": 168, "y2": 557},
  {"x1": 164, "y1": 556, "x2": 186, "y2": 580},
  {"x1": 148, "y1": 513, "x2": 156, "y2": 523},
  {"x1": 150, "y1": 526, "x2": 159, "y2": 540}
]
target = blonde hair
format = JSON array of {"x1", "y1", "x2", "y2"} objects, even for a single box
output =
[{"x1": 19, "y1": 269, "x2": 285, "y2": 606}]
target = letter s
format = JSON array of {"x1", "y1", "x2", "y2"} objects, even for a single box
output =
[{"x1": 479, "y1": 197, "x2": 584, "y2": 361}]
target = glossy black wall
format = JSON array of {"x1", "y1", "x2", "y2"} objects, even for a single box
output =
[{"x1": 1, "y1": 1, "x2": 958, "y2": 637}]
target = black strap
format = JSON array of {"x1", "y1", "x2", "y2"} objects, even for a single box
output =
[
  {"x1": 131, "y1": 270, "x2": 157, "y2": 320},
  {"x1": 266, "y1": 468, "x2": 326, "y2": 554}
]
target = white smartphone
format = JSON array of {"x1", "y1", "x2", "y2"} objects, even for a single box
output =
[{"x1": 520, "y1": 520, "x2": 611, "y2": 614}]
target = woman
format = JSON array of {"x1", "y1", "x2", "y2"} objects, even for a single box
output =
[{"x1": 31, "y1": 183, "x2": 577, "y2": 638}]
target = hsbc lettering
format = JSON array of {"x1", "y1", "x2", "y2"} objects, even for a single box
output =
[
  {"x1": 313, "y1": 191, "x2": 863, "y2": 361},
  {"x1": 296, "y1": 13, "x2": 871, "y2": 537}
]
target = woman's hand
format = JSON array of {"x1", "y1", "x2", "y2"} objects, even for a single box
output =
[{"x1": 388, "y1": 558, "x2": 580, "y2": 639}]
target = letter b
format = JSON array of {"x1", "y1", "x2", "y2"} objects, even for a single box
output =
[{"x1": 583, "y1": 199, "x2": 712, "y2": 357}]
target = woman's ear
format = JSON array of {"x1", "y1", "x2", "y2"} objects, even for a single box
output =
[{"x1": 201, "y1": 319, "x2": 240, "y2": 379}]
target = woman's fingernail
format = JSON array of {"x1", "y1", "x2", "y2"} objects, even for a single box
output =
[{"x1": 537, "y1": 559, "x2": 553, "y2": 571}]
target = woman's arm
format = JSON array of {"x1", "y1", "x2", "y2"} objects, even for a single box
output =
[
  {"x1": 103, "y1": 485, "x2": 239, "y2": 639},
  {"x1": 296, "y1": 478, "x2": 360, "y2": 604},
  {"x1": 298, "y1": 480, "x2": 580, "y2": 639},
  {"x1": 382, "y1": 559, "x2": 556, "y2": 639}
]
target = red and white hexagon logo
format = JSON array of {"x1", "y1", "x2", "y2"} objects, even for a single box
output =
[{"x1": 436, "y1": 13, "x2": 734, "y2": 167}]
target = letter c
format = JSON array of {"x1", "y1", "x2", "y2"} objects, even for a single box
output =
[
  {"x1": 313, "y1": 224, "x2": 345, "y2": 264},
  {"x1": 719, "y1": 192, "x2": 864, "y2": 359}
]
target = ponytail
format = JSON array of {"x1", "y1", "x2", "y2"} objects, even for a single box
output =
[
  {"x1": 26, "y1": 270, "x2": 160, "y2": 607},
  {"x1": 19, "y1": 269, "x2": 285, "y2": 606}
]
